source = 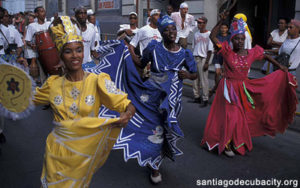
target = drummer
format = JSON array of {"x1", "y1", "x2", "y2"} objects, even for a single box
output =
[
  {"x1": 73, "y1": 6, "x2": 98, "y2": 69},
  {"x1": 25, "y1": 6, "x2": 51, "y2": 83},
  {"x1": 0, "y1": 7, "x2": 9, "y2": 56},
  {"x1": 0, "y1": 9, "x2": 24, "y2": 57}
]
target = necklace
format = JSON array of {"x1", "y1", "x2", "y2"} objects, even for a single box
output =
[{"x1": 61, "y1": 72, "x2": 87, "y2": 120}]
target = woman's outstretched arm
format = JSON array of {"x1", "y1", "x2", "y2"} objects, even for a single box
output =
[{"x1": 264, "y1": 54, "x2": 288, "y2": 72}]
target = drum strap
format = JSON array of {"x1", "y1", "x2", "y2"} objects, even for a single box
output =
[{"x1": 0, "y1": 28, "x2": 10, "y2": 45}]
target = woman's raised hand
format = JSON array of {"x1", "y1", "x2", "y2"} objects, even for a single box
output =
[{"x1": 219, "y1": 11, "x2": 229, "y2": 21}]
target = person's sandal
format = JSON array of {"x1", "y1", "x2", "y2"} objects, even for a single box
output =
[
  {"x1": 224, "y1": 150, "x2": 235, "y2": 157},
  {"x1": 224, "y1": 146, "x2": 235, "y2": 157},
  {"x1": 150, "y1": 172, "x2": 162, "y2": 184}
]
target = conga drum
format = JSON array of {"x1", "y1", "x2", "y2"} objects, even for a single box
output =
[{"x1": 35, "y1": 31, "x2": 60, "y2": 75}]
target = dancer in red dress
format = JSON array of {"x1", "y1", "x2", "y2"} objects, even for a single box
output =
[{"x1": 201, "y1": 13, "x2": 298, "y2": 157}]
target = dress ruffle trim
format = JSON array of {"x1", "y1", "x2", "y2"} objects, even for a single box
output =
[{"x1": 0, "y1": 58, "x2": 36, "y2": 120}]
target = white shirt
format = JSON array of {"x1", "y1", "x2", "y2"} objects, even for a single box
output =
[
  {"x1": 7, "y1": 25, "x2": 24, "y2": 47},
  {"x1": 279, "y1": 36, "x2": 300, "y2": 69},
  {"x1": 0, "y1": 38, "x2": 5, "y2": 55},
  {"x1": 171, "y1": 12, "x2": 196, "y2": 43},
  {"x1": 94, "y1": 25, "x2": 101, "y2": 42},
  {"x1": 95, "y1": 26, "x2": 101, "y2": 49},
  {"x1": 146, "y1": 17, "x2": 150, "y2": 25},
  {"x1": 24, "y1": 25, "x2": 36, "y2": 58},
  {"x1": 88, "y1": 21, "x2": 102, "y2": 42},
  {"x1": 25, "y1": 22, "x2": 51, "y2": 42},
  {"x1": 75, "y1": 23, "x2": 96, "y2": 63},
  {"x1": 25, "y1": 22, "x2": 51, "y2": 58},
  {"x1": 130, "y1": 24, "x2": 162, "y2": 55},
  {"x1": 270, "y1": 29, "x2": 288, "y2": 49},
  {"x1": 192, "y1": 30, "x2": 213, "y2": 57},
  {"x1": 118, "y1": 24, "x2": 139, "y2": 35},
  {"x1": 0, "y1": 24, "x2": 9, "y2": 53},
  {"x1": 88, "y1": 23, "x2": 101, "y2": 50}
]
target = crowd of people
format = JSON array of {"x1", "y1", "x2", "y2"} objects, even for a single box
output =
[{"x1": 0, "y1": 2, "x2": 299, "y2": 187}]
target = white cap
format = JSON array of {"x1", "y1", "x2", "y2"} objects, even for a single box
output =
[
  {"x1": 129, "y1": 12, "x2": 138, "y2": 17},
  {"x1": 150, "y1": 9, "x2": 160, "y2": 16},
  {"x1": 180, "y1": 2, "x2": 188, "y2": 9},
  {"x1": 87, "y1": 9, "x2": 94, "y2": 15}
]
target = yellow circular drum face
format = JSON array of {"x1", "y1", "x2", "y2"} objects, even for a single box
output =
[{"x1": 0, "y1": 64, "x2": 32, "y2": 113}]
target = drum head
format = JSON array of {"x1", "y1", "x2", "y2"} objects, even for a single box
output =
[{"x1": 0, "y1": 62, "x2": 34, "y2": 120}]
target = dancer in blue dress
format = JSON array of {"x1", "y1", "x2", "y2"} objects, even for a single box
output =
[
  {"x1": 84, "y1": 15, "x2": 197, "y2": 184},
  {"x1": 117, "y1": 15, "x2": 197, "y2": 183}
]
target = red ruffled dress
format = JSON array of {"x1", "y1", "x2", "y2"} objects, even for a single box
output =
[{"x1": 201, "y1": 41, "x2": 298, "y2": 155}]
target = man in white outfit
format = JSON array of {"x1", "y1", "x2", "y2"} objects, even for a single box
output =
[
  {"x1": 129, "y1": 9, "x2": 162, "y2": 65},
  {"x1": 0, "y1": 9, "x2": 23, "y2": 57},
  {"x1": 192, "y1": 16, "x2": 213, "y2": 107},
  {"x1": 25, "y1": 6, "x2": 51, "y2": 83},
  {"x1": 117, "y1": 12, "x2": 139, "y2": 46},
  {"x1": 74, "y1": 6, "x2": 98, "y2": 69},
  {"x1": 171, "y1": 2, "x2": 196, "y2": 49}
]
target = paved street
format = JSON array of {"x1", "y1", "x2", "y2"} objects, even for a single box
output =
[{"x1": 0, "y1": 86, "x2": 300, "y2": 188}]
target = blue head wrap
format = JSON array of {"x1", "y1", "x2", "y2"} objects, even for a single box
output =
[
  {"x1": 157, "y1": 15, "x2": 176, "y2": 34},
  {"x1": 230, "y1": 18, "x2": 246, "y2": 39}
]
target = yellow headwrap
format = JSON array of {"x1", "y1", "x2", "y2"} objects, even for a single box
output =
[
  {"x1": 234, "y1": 13, "x2": 252, "y2": 40},
  {"x1": 50, "y1": 16, "x2": 82, "y2": 53}
]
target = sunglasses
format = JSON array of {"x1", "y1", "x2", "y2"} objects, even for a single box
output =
[
  {"x1": 197, "y1": 21, "x2": 205, "y2": 24},
  {"x1": 130, "y1": 17, "x2": 137, "y2": 20},
  {"x1": 77, "y1": 11, "x2": 87, "y2": 15}
]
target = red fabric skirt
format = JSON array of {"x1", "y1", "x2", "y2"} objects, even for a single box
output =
[{"x1": 201, "y1": 71, "x2": 298, "y2": 155}]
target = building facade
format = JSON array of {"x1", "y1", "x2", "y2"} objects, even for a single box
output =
[
  {"x1": 1, "y1": 0, "x2": 299, "y2": 45},
  {"x1": 1, "y1": 0, "x2": 44, "y2": 14}
]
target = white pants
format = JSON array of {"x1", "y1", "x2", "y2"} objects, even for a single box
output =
[{"x1": 193, "y1": 56, "x2": 209, "y2": 101}]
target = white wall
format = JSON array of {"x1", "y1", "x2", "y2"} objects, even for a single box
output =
[
  {"x1": 184, "y1": 0, "x2": 219, "y2": 50},
  {"x1": 25, "y1": 0, "x2": 45, "y2": 12},
  {"x1": 204, "y1": 0, "x2": 219, "y2": 30},
  {"x1": 137, "y1": 0, "x2": 168, "y2": 27},
  {"x1": 122, "y1": 0, "x2": 136, "y2": 16},
  {"x1": 3, "y1": 0, "x2": 25, "y2": 14}
]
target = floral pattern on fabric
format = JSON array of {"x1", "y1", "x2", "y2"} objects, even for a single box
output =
[
  {"x1": 105, "y1": 79, "x2": 124, "y2": 95},
  {"x1": 53, "y1": 95, "x2": 63, "y2": 106}
]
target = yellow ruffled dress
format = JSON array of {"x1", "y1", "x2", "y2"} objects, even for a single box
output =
[{"x1": 33, "y1": 72, "x2": 131, "y2": 187}]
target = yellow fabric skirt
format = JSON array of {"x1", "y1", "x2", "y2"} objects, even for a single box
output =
[{"x1": 41, "y1": 117, "x2": 121, "y2": 188}]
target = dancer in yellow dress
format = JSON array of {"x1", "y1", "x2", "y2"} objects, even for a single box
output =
[{"x1": 32, "y1": 16, "x2": 135, "y2": 187}]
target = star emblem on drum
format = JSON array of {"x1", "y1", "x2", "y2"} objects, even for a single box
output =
[{"x1": 6, "y1": 78, "x2": 20, "y2": 95}]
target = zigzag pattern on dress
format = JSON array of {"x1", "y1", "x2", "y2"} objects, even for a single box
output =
[
  {"x1": 84, "y1": 40, "x2": 120, "y2": 75},
  {"x1": 165, "y1": 72, "x2": 184, "y2": 157},
  {"x1": 112, "y1": 112, "x2": 165, "y2": 169},
  {"x1": 83, "y1": 40, "x2": 184, "y2": 170}
]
